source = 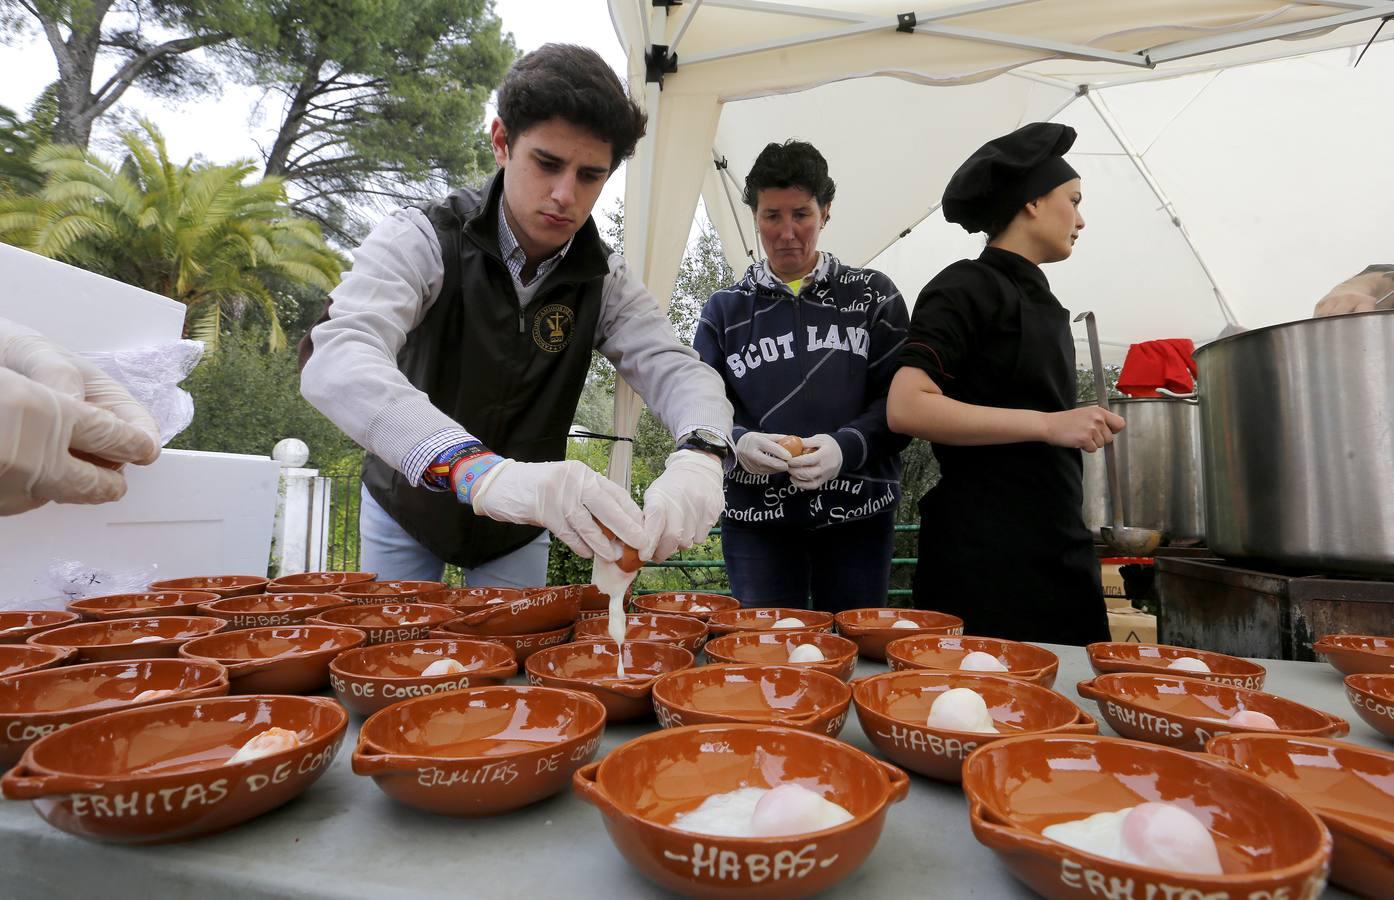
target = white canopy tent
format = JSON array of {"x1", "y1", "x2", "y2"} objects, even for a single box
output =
[{"x1": 604, "y1": 0, "x2": 1394, "y2": 485}]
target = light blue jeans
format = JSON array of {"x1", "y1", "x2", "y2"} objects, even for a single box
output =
[{"x1": 358, "y1": 485, "x2": 550, "y2": 587}]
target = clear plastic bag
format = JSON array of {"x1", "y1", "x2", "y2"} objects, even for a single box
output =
[
  {"x1": 43, "y1": 560, "x2": 158, "y2": 601},
  {"x1": 80, "y1": 340, "x2": 204, "y2": 444}
]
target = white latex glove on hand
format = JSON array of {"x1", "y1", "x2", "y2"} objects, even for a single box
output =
[
  {"x1": 640, "y1": 450, "x2": 725, "y2": 563},
  {"x1": 470, "y1": 459, "x2": 644, "y2": 561},
  {"x1": 734, "y1": 431, "x2": 792, "y2": 475},
  {"x1": 0, "y1": 366, "x2": 160, "y2": 516},
  {"x1": 786, "y1": 433, "x2": 843, "y2": 491}
]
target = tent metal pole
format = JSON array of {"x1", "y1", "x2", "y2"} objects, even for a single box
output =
[
  {"x1": 1086, "y1": 89, "x2": 1242, "y2": 328},
  {"x1": 712, "y1": 149, "x2": 756, "y2": 263},
  {"x1": 910, "y1": 24, "x2": 1152, "y2": 66},
  {"x1": 668, "y1": 0, "x2": 704, "y2": 58},
  {"x1": 635, "y1": 0, "x2": 652, "y2": 50},
  {"x1": 1147, "y1": 6, "x2": 1394, "y2": 64}
]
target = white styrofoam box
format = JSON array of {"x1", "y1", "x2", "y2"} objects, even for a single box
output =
[
  {"x1": 0, "y1": 243, "x2": 185, "y2": 351},
  {"x1": 0, "y1": 450, "x2": 281, "y2": 606}
]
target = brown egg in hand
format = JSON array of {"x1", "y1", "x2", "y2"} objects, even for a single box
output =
[
  {"x1": 777, "y1": 435, "x2": 805, "y2": 457},
  {"x1": 598, "y1": 522, "x2": 643, "y2": 573}
]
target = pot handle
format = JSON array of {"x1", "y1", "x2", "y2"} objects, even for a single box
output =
[
  {"x1": 968, "y1": 799, "x2": 1056, "y2": 855},
  {"x1": 571, "y1": 761, "x2": 616, "y2": 812},
  {"x1": 876, "y1": 759, "x2": 910, "y2": 804},
  {"x1": 1156, "y1": 388, "x2": 1198, "y2": 403},
  {"x1": 350, "y1": 741, "x2": 445, "y2": 777},
  {"x1": 1058, "y1": 707, "x2": 1100, "y2": 735},
  {"x1": 1075, "y1": 678, "x2": 1104, "y2": 702},
  {"x1": 1, "y1": 764, "x2": 109, "y2": 800}
]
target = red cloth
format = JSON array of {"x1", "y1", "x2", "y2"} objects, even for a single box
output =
[{"x1": 1117, "y1": 339, "x2": 1197, "y2": 397}]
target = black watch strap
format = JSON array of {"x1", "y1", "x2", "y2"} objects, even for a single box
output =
[{"x1": 676, "y1": 429, "x2": 730, "y2": 460}]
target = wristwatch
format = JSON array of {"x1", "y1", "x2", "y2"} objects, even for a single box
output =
[{"x1": 676, "y1": 428, "x2": 731, "y2": 460}]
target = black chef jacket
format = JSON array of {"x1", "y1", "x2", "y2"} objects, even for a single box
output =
[{"x1": 897, "y1": 247, "x2": 1109, "y2": 645}]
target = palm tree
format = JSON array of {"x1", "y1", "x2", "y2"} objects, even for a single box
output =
[
  {"x1": 0, "y1": 119, "x2": 343, "y2": 350},
  {"x1": 0, "y1": 105, "x2": 44, "y2": 196}
]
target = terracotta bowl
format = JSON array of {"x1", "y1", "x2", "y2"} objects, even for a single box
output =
[
  {"x1": 630, "y1": 592, "x2": 739, "y2": 622},
  {"x1": 1344, "y1": 673, "x2": 1394, "y2": 741},
  {"x1": 525, "y1": 640, "x2": 695, "y2": 722},
  {"x1": 1, "y1": 695, "x2": 347, "y2": 844},
  {"x1": 569, "y1": 583, "x2": 627, "y2": 622},
  {"x1": 703, "y1": 631, "x2": 860, "y2": 682},
  {"x1": 1086, "y1": 641, "x2": 1268, "y2": 690},
  {"x1": 333, "y1": 580, "x2": 448, "y2": 606},
  {"x1": 352, "y1": 686, "x2": 606, "y2": 816},
  {"x1": 431, "y1": 621, "x2": 574, "y2": 663},
  {"x1": 445, "y1": 586, "x2": 580, "y2": 636},
  {"x1": 852, "y1": 670, "x2": 1097, "y2": 782},
  {"x1": 434, "y1": 586, "x2": 530, "y2": 613},
  {"x1": 0, "y1": 644, "x2": 76, "y2": 678},
  {"x1": 962, "y1": 734, "x2": 1332, "y2": 900},
  {"x1": 309, "y1": 603, "x2": 461, "y2": 646},
  {"x1": 195, "y1": 593, "x2": 351, "y2": 630},
  {"x1": 67, "y1": 591, "x2": 220, "y2": 622},
  {"x1": 706, "y1": 607, "x2": 837, "y2": 639},
  {"x1": 28, "y1": 616, "x2": 228, "y2": 663},
  {"x1": 147, "y1": 575, "x2": 269, "y2": 599},
  {"x1": 0, "y1": 610, "x2": 81, "y2": 645},
  {"x1": 0, "y1": 659, "x2": 230, "y2": 766},
  {"x1": 1207, "y1": 733, "x2": 1394, "y2": 898},
  {"x1": 1314, "y1": 634, "x2": 1394, "y2": 677},
  {"x1": 329, "y1": 639, "x2": 518, "y2": 716},
  {"x1": 265, "y1": 571, "x2": 376, "y2": 594},
  {"x1": 834, "y1": 608, "x2": 966, "y2": 661},
  {"x1": 651, "y1": 663, "x2": 852, "y2": 736},
  {"x1": 1078, "y1": 672, "x2": 1349, "y2": 751},
  {"x1": 573, "y1": 723, "x2": 909, "y2": 899},
  {"x1": 573, "y1": 613, "x2": 709, "y2": 655},
  {"x1": 179, "y1": 625, "x2": 365, "y2": 694},
  {"x1": 884, "y1": 635, "x2": 1060, "y2": 688}
]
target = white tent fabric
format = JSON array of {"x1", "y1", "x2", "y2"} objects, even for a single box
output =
[{"x1": 605, "y1": 0, "x2": 1394, "y2": 485}]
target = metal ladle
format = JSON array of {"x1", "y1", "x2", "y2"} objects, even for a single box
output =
[{"x1": 1073, "y1": 310, "x2": 1163, "y2": 556}]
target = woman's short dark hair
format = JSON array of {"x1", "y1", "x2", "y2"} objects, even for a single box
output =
[
  {"x1": 742, "y1": 140, "x2": 836, "y2": 210},
  {"x1": 496, "y1": 44, "x2": 647, "y2": 170}
]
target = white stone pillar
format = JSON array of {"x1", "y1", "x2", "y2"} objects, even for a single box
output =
[{"x1": 270, "y1": 439, "x2": 328, "y2": 577}]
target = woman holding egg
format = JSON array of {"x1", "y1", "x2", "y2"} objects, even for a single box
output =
[{"x1": 694, "y1": 140, "x2": 910, "y2": 612}]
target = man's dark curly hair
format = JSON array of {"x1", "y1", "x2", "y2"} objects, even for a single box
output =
[
  {"x1": 742, "y1": 140, "x2": 836, "y2": 210},
  {"x1": 496, "y1": 44, "x2": 647, "y2": 171}
]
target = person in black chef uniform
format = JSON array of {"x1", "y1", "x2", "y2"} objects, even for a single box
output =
[{"x1": 886, "y1": 122, "x2": 1123, "y2": 645}]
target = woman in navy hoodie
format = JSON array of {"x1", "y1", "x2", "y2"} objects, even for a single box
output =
[{"x1": 694, "y1": 140, "x2": 910, "y2": 612}]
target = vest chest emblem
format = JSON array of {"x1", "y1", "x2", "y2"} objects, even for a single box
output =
[{"x1": 532, "y1": 303, "x2": 575, "y2": 352}]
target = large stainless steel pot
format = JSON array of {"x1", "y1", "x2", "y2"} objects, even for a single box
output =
[
  {"x1": 1082, "y1": 398, "x2": 1205, "y2": 543},
  {"x1": 1195, "y1": 310, "x2": 1394, "y2": 574}
]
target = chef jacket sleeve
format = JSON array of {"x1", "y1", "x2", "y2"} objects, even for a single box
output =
[{"x1": 896, "y1": 262, "x2": 993, "y2": 384}]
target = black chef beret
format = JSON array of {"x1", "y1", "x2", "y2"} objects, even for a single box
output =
[{"x1": 942, "y1": 122, "x2": 1079, "y2": 234}]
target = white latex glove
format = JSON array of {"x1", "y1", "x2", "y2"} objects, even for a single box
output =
[
  {"x1": 640, "y1": 450, "x2": 725, "y2": 563},
  {"x1": 735, "y1": 431, "x2": 792, "y2": 475},
  {"x1": 786, "y1": 433, "x2": 843, "y2": 491},
  {"x1": 0, "y1": 367, "x2": 160, "y2": 516},
  {"x1": 470, "y1": 459, "x2": 644, "y2": 561}
]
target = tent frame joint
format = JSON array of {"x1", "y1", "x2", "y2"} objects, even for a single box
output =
[
  {"x1": 897, "y1": 12, "x2": 917, "y2": 33},
  {"x1": 646, "y1": 43, "x2": 679, "y2": 85}
]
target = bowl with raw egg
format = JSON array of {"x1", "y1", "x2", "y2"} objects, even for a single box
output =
[
  {"x1": 309, "y1": 603, "x2": 461, "y2": 646},
  {"x1": 1207, "y1": 733, "x2": 1394, "y2": 899},
  {"x1": 852, "y1": 670, "x2": 1095, "y2": 782},
  {"x1": 1077, "y1": 673, "x2": 1349, "y2": 752},
  {"x1": 27, "y1": 616, "x2": 228, "y2": 663},
  {"x1": 67, "y1": 591, "x2": 219, "y2": 622},
  {"x1": 178, "y1": 625, "x2": 364, "y2": 694},
  {"x1": 332, "y1": 580, "x2": 448, "y2": 606},
  {"x1": 833, "y1": 608, "x2": 965, "y2": 661},
  {"x1": 0, "y1": 644, "x2": 76, "y2": 678},
  {"x1": 1086, "y1": 642, "x2": 1267, "y2": 690},
  {"x1": 0, "y1": 695, "x2": 347, "y2": 843},
  {"x1": 962, "y1": 734, "x2": 1332, "y2": 900},
  {"x1": 884, "y1": 635, "x2": 1060, "y2": 688},
  {"x1": 0, "y1": 659, "x2": 229, "y2": 766},
  {"x1": 651, "y1": 663, "x2": 852, "y2": 737},
  {"x1": 525, "y1": 639, "x2": 695, "y2": 721},
  {"x1": 572, "y1": 722, "x2": 909, "y2": 898},
  {"x1": 195, "y1": 592, "x2": 352, "y2": 630},
  {"x1": 630, "y1": 592, "x2": 740, "y2": 622},
  {"x1": 329, "y1": 638, "x2": 518, "y2": 716},
  {"x1": 705, "y1": 607, "x2": 835, "y2": 640},
  {"x1": 702, "y1": 631, "x2": 860, "y2": 682},
  {"x1": 567, "y1": 584, "x2": 627, "y2": 622},
  {"x1": 0, "y1": 610, "x2": 81, "y2": 645},
  {"x1": 444, "y1": 586, "x2": 580, "y2": 636},
  {"x1": 573, "y1": 613, "x2": 709, "y2": 655},
  {"x1": 1313, "y1": 634, "x2": 1394, "y2": 677},
  {"x1": 1342, "y1": 673, "x2": 1394, "y2": 741},
  {"x1": 352, "y1": 685, "x2": 606, "y2": 816},
  {"x1": 147, "y1": 575, "x2": 269, "y2": 599},
  {"x1": 265, "y1": 570, "x2": 376, "y2": 594}
]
